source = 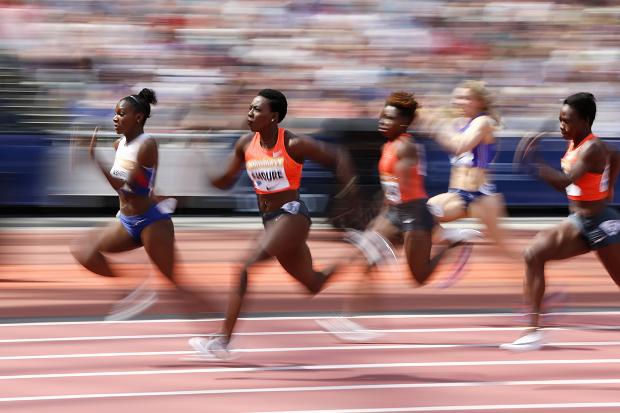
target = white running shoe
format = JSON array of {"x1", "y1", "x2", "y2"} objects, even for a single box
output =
[
  {"x1": 344, "y1": 230, "x2": 398, "y2": 268},
  {"x1": 105, "y1": 282, "x2": 157, "y2": 321},
  {"x1": 442, "y1": 228, "x2": 482, "y2": 245},
  {"x1": 189, "y1": 335, "x2": 233, "y2": 360},
  {"x1": 316, "y1": 317, "x2": 383, "y2": 343},
  {"x1": 500, "y1": 330, "x2": 545, "y2": 352}
]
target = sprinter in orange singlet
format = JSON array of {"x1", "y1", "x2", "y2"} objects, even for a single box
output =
[
  {"x1": 318, "y1": 92, "x2": 473, "y2": 341},
  {"x1": 502, "y1": 92, "x2": 620, "y2": 351},
  {"x1": 369, "y1": 92, "x2": 467, "y2": 284},
  {"x1": 189, "y1": 89, "x2": 357, "y2": 359}
]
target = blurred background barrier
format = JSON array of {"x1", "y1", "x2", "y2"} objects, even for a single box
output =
[
  {"x1": 1, "y1": 0, "x2": 620, "y2": 214},
  {"x1": 36, "y1": 123, "x2": 620, "y2": 214}
]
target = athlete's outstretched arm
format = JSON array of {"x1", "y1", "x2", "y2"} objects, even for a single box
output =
[
  {"x1": 89, "y1": 127, "x2": 123, "y2": 191},
  {"x1": 208, "y1": 134, "x2": 252, "y2": 189},
  {"x1": 89, "y1": 127, "x2": 133, "y2": 192},
  {"x1": 287, "y1": 133, "x2": 358, "y2": 195},
  {"x1": 89, "y1": 127, "x2": 158, "y2": 193},
  {"x1": 429, "y1": 116, "x2": 491, "y2": 156},
  {"x1": 394, "y1": 139, "x2": 419, "y2": 190},
  {"x1": 133, "y1": 138, "x2": 158, "y2": 185},
  {"x1": 604, "y1": 142, "x2": 620, "y2": 202}
]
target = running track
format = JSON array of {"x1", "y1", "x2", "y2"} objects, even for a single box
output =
[{"x1": 0, "y1": 218, "x2": 619, "y2": 412}]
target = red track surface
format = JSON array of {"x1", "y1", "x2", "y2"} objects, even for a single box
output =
[{"x1": 0, "y1": 227, "x2": 619, "y2": 412}]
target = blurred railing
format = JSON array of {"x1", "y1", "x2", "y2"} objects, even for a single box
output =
[{"x1": 2, "y1": 126, "x2": 619, "y2": 213}]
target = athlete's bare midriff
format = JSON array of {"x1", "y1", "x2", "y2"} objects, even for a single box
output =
[
  {"x1": 257, "y1": 189, "x2": 299, "y2": 213},
  {"x1": 569, "y1": 198, "x2": 608, "y2": 217},
  {"x1": 119, "y1": 192, "x2": 153, "y2": 216},
  {"x1": 449, "y1": 166, "x2": 489, "y2": 191}
]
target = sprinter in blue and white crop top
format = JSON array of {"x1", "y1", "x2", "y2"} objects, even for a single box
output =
[{"x1": 110, "y1": 133, "x2": 156, "y2": 197}]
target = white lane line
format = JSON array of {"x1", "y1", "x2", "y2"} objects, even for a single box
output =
[
  {"x1": 3, "y1": 324, "x2": 619, "y2": 344},
  {"x1": 0, "y1": 314, "x2": 513, "y2": 327},
  {"x1": 0, "y1": 327, "x2": 526, "y2": 344},
  {"x1": 253, "y1": 401, "x2": 620, "y2": 413},
  {"x1": 1, "y1": 310, "x2": 619, "y2": 327},
  {"x1": 3, "y1": 358, "x2": 620, "y2": 381},
  {"x1": 0, "y1": 379, "x2": 620, "y2": 403},
  {"x1": 5, "y1": 341, "x2": 620, "y2": 361},
  {"x1": 0, "y1": 351, "x2": 194, "y2": 360},
  {"x1": 0, "y1": 333, "x2": 196, "y2": 344}
]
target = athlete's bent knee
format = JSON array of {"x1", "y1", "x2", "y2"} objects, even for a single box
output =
[
  {"x1": 72, "y1": 245, "x2": 115, "y2": 277},
  {"x1": 305, "y1": 272, "x2": 326, "y2": 295},
  {"x1": 524, "y1": 246, "x2": 544, "y2": 268},
  {"x1": 70, "y1": 243, "x2": 91, "y2": 266},
  {"x1": 69, "y1": 241, "x2": 86, "y2": 262},
  {"x1": 411, "y1": 273, "x2": 429, "y2": 287}
]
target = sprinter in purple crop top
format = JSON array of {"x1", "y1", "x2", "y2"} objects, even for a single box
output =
[{"x1": 423, "y1": 81, "x2": 520, "y2": 285}]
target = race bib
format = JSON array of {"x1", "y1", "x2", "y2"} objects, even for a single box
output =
[
  {"x1": 380, "y1": 176, "x2": 401, "y2": 203},
  {"x1": 246, "y1": 157, "x2": 290, "y2": 192},
  {"x1": 565, "y1": 183, "x2": 582, "y2": 197}
]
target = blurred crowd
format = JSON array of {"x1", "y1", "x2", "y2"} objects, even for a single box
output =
[{"x1": 1, "y1": 0, "x2": 620, "y2": 136}]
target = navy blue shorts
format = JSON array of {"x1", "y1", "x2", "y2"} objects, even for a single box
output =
[
  {"x1": 568, "y1": 206, "x2": 620, "y2": 250},
  {"x1": 118, "y1": 204, "x2": 172, "y2": 243},
  {"x1": 449, "y1": 184, "x2": 496, "y2": 208},
  {"x1": 383, "y1": 199, "x2": 435, "y2": 232},
  {"x1": 261, "y1": 200, "x2": 311, "y2": 227}
]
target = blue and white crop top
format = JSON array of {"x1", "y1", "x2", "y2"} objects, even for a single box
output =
[
  {"x1": 109, "y1": 133, "x2": 156, "y2": 196},
  {"x1": 449, "y1": 114, "x2": 497, "y2": 169}
]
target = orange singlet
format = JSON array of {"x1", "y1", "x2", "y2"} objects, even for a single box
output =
[
  {"x1": 378, "y1": 134, "x2": 427, "y2": 204},
  {"x1": 245, "y1": 128, "x2": 303, "y2": 194},
  {"x1": 561, "y1": 133, "x2": 609, "y2": 201}
]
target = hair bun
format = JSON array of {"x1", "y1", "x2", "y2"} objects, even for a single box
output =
[{"x1": 138, "y1": 88, "x2": 157, "y2": 105}]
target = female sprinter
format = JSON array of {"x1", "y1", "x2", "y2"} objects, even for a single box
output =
[
  {"x1": 425, "y1": 81, "x2": 519, "y2": 276},
  {"x1": 188, "y1": 89, "x2": 358, "y2": 359},
  {"x1": 71, "y1": 88, "x2": 213, "y2": 319},
  {"x1": 318, "y1": 91, "x2": 474, "y2": 341},
  {"x1": 502, "y1": 92, "x2": 620, "y2": 351}
]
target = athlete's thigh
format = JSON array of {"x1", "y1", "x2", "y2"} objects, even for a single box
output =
[
  {"x1": 469, "y1": 194, "x2": 508, "y2": 236},
  {"x1": 367, "y1": 213, "x2": 401, "y2": 245},
  {"x1": 260, "y1": 214, "x2": 310, "y2": 257},
  {"x1": 427, "y1": 192, "x2": 467, "y2": 222},
  {"x1": 529, "y1": 218, "x2": 590, "y2": 261},
  {"x1": 403, "y1": 229, "x2": 433, "y2": 270},
  {"x1": 276, "y1": 242, "x2": 316, "y2": 284},
  {"x1": 85, "y1": 220, "x2": 141, "y2": 254},
  {"x1": 141, "y1": 218, "x2": 175, "y2": 277},
  {"x1": 469, "y1": 193, "x2": 506, "y2": 218}
]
